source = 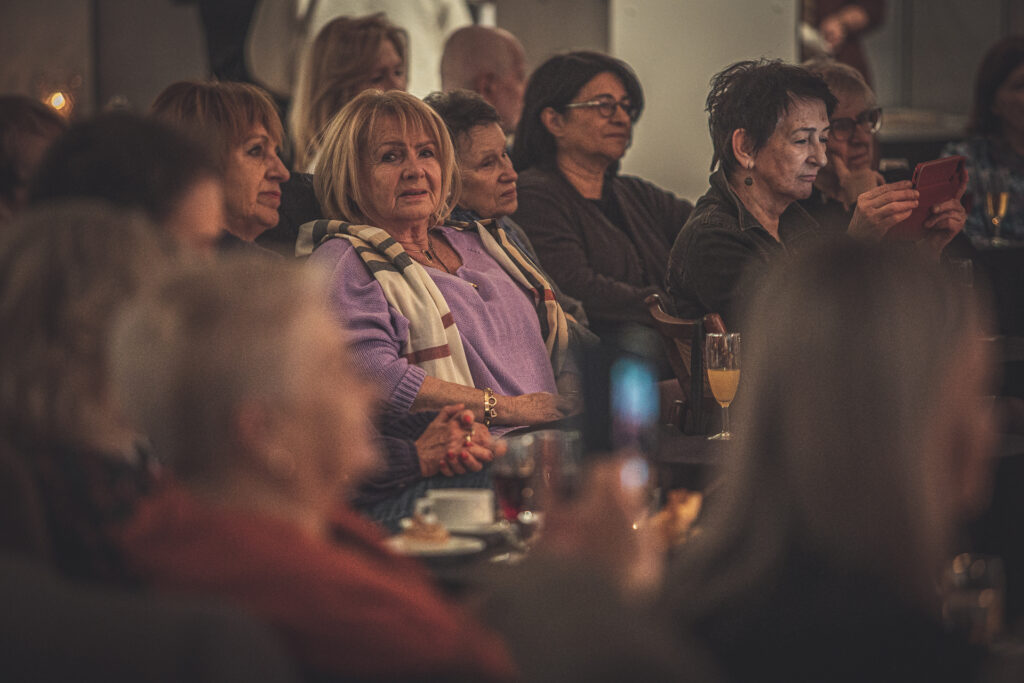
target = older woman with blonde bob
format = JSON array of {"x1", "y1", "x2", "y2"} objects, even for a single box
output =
[
  {"x1": 151, "y1": 80, "x2": 290, "y2": 246},
  {"x1": 302, "y1": 91, "x2": 575, "y2": 468},
  {"x1": 290, "y1": 13, "x2": 408, "y2": 172},
  {"x1": 112, "y1": 255, "x2": 513, "y2": 681}
]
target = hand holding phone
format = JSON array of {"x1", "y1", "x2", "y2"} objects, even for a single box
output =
[{"x1": 884, "y1": 156, "x2": 967, "y2": 242}]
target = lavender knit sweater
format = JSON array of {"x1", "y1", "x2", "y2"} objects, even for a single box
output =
[{"x1": 310, "y1": 225, "x2": 559, "y2": 416}]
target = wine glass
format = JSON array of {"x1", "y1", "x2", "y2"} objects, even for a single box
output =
[
  {"x1": 981, "y1": 168, "x2": 1010, "y2": 246},
  {"x1": 704, "y1": 333, "x2": 740, "y2": 440}
]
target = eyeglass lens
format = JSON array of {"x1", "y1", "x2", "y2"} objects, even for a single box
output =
[
  {"x1": 830, "y1": 108, "x2": 881, "y2": 140},
  {"x1": 569, "y1": 97, "x2": 637, "y2": 120}
]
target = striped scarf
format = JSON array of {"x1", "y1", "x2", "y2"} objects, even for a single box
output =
[{"x1": 299, "y1": 219, "x2": 569, "y2": 385}]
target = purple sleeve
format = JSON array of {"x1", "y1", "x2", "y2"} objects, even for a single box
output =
[{"x1": 309, "y1": 239, "x2": 427, "y2": 413}]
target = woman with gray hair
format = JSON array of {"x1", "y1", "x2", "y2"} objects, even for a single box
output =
[
  {"x1": 112, "y1": 254, "x2": 514, "y2": 681},
  {"x1": 801, "y1": 58, "x2": 967, "y2": 243},
  {"x1": 666, "y1": 240, "x2": 996, "y2": 681}
]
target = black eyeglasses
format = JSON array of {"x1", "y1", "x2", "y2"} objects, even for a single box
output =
[
  {"x1": 829, "y1": 107, "x2": 882, "y2": 141},
  {"x1": 564, "y1": 95, "x2": 640, "y2": 122}
]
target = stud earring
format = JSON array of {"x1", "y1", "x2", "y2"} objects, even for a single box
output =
[{"x1": 744, "y1": 163, "x2": 754, "y2": 186}]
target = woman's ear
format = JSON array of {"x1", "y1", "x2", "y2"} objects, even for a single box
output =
[
  {"x1": 540, "y1": 107, "x2": 564, "y2": 138},
  {"x1": 731, "y1": 128, "x2": 756, "y2": 170}
]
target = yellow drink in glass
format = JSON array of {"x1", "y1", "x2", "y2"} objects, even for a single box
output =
[{"x1": 707, "y1": 368, "x2": 740, "y2": 407}]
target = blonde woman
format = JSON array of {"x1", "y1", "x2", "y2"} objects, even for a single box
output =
[
  {"x1": 301, "y1": 89, "x2": 578, "y2": 524},
  {"x1": 289, "y1": 13, "x2": 408, "y2": 172}
]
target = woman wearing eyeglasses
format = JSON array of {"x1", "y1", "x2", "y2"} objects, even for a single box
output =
[
  {"x1": 803, "y1": 59, "x2": 967, "y2": 244},
  {"x1": 669, "y1": 60, "x2": 963, "y2": 326},
  {"x1": 511, "y1": 51, "x2": 693, "y2": 344}
]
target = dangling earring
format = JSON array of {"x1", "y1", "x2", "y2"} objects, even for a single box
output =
[{"x1": 744, "y1": 162, "x2": 754, "y2": 186}]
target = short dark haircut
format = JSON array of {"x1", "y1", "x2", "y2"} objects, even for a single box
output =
[
  {"x1": 29, "y1": 111, "x2": 220, "y2": 226},
  {"x1": 968, "y1": 35, "x2": 1024, "y2": 137},
  {"x1": 512, "y1": 51, "x2": 644, "y2": 171},
  {"x1": 706, "y1": 59, "x2": 837, "y2": 176},
  {"x1": 423, "y1": 89, "x2": 502, "y2": 153},
  {"x1": 0, "y1": 95, "x2": 67, "y2": 204}
]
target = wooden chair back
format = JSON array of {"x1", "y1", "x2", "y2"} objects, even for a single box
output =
[{"x1": 644, "y1": 294, "x2": 725, "y2": 434}]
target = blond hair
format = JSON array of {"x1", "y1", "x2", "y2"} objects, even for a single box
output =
[
  {"x1": 802, "y1": 58, "x2": 876, "y2": 105},
  {"x1": 150, "y1": 80, "x2": 284, "y2": 170},
  {"x1": 290, "y1": 13, "x2": 408, "y2": 171},
  {"x1": 315, "y1": 89, "x2": 460, "y2": 226}
]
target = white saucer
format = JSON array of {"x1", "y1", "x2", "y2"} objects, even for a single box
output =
[{"x1": 385, "y1": 534, "x2": 486, "y2": 558}]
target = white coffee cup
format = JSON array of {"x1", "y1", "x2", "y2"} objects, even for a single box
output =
[{"x1": 415, "y1": 488, "x2": 494, "y2": 529}]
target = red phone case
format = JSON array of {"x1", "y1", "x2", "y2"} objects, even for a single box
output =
[{"x1": 885, "y1": 156, "x2": 965, "y2": 242}]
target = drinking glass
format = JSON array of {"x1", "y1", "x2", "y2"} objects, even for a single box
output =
[
  {"x1": 492, "y1": 434, "x2": 537, "y2": 523},
  {"x1": 704, "y1": 333, "x2": 740, "y2": 440},
  {"x1": 981, "y1": 168, "x2": 1010, "y2": 246},
  {"x1": 493, "y1": 429, "x2": 582, "y2": 548}
]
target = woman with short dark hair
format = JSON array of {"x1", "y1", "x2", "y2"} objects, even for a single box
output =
[
  {"x1": 424, "y1": 88, "x2": 593, "y2": 332},
  {"x1": 668, "y1": 59, "x2": 960, "y2": 326}
]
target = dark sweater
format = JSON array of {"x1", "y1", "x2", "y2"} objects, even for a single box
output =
[
  {"x1": 667, "y1": 170, "x2": 822, "y2": 327},
  {"x1": 512, "y1": 165, "x2": 692, "y2": 335}
]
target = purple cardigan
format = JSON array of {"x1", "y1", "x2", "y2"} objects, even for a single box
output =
[{"x1": 310, "y1": 225, "x2": 559, "y2": 415}]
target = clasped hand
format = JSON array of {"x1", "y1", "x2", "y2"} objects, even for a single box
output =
[{"x1": 416, "y1": 404, "x2": 506, "y2": 477}]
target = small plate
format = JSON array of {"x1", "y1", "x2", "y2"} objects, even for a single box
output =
[{"x1": 385, "y1": 534, "x2": 486, "y2": 558}]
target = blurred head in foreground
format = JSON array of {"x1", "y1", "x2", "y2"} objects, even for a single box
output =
[
  {"x1": 29, "y1": 112, "x2": 224, "y2": 254},
  {"x1": 0, "y1": 200, "x2": 169, "y2": 451},
  {"x1": 111, "y1": 256, "x2": 377, "y2": 519},
  {"x1": 675, "y1": 240, "x2": 997, "y2": 612}
]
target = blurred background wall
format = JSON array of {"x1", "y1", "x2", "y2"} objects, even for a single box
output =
[{"x1": 2, "y1": 0, "x2": 1022, "y2": 200}]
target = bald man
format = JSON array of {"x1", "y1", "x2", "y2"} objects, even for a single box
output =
[{"x1": 441, "y1": 25, "x2": 527, "y2": 134}]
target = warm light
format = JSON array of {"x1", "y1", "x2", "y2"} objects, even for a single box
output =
[{"x1": 47, "y1": 91, "x2": 68, "y2": 111}]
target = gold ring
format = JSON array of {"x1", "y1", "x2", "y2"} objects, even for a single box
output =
[{"x1": 463, "y1": 433, "x2": 473, "y2": 446}]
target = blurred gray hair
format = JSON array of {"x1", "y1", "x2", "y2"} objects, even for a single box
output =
[{"x1": 110, "y1": 254, "x2": 329, "y2": 480}]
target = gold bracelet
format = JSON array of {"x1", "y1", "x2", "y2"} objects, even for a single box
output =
[{"x1": 482, "y1": 387, "x2": 497, "y2": 427}]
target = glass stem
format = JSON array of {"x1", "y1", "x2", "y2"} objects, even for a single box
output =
[{"x1": 721, "y1": 404, "x2": 730, "y2": 435}]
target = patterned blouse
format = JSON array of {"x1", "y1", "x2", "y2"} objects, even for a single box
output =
[{"x1": 943, "y1": 136, "x2": 1024, "y2": 246}]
